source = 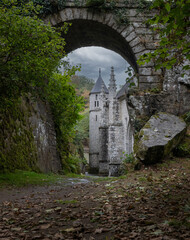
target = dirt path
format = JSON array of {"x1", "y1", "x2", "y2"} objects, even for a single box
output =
[{"x1": 0, "y1": 158, "x2": 190, "y2": 240}]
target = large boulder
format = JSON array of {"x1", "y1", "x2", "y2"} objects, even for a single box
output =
[{"x1": 135, "y1": 112, "x2": 187, "y2": 164}]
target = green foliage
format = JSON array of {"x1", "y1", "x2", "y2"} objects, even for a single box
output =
[
  {"x1": 32, "y1": 0, "x2": 67, "y2": 16},
  {"x1": 150, "y1": 87, "x2": 161, "y2": 94},
  {"x1": 0, "y1": 0, "x2": 66, "y2": 108},
  {"x1": 122, "y1": 153, "x2": 135, "y2": 164},
  {"x1": 46, "y1": 70, "x2": 84, "y2": 136},
  {"x1": 183, "y1": 111, "x2": 190, "y2": 124},
  {"x1": 0, "y1": 99, "x2": 38, "y2": 173},
  {"x1": 74, "y1": 111, "x2": 89, "y2": 146},
  {"x1": 120, "y1": 152, "x2": 136, "y2": 174},
  {"x1": 0, "y1": 170, "x2": 65, "y2": 187},
  {"x1": 173, "y1": 137, "x2": 190, "y2": 157},
  {"x1": 45, "y1": 70, "x2": 85, "y2": 173},
  {"x1": 133, "y1": 115, "x2": 149, "y2": 133},
  {"x1": 61, "y1": 153, "x2": 86, "y2": 174},
  {"x1": 71, "y1": 75, "x2": 95, "y2": 91},
  {"x1": 138, "y1": 0, "x2": 190, "y2": 71},
  {"x1": 125, "y1": 66, "x2": 136, "y2": 88},
  {"x1": 85, "y1": 0, "x2": 105, "y2": 7},
  {"x1": 0, "y1": 0, "x2": 86, "y2": 174}
]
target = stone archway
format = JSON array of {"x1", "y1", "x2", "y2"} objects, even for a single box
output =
[{"x1": 44, "y1": 5, "x2": 162, "y2": 90}]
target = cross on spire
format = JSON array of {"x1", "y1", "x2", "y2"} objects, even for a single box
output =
[{"x1": 99, "y1": 68, "x2": 101, "y2": 77}]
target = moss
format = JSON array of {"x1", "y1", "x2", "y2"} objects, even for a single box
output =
[
  {"x1": 143, "y1": 135, "x2": 149, "y2": 141},
  {"x1": 134, "y1": 115, "x2": 149, "y2": 133},
  {"x1": 150, "y1": 87, "x2": 161, "y2": 94},
  {"x1": 153, "y1": 114, "x2": 160, "y2": 120},
  {"x1": 133, "y1": 133, "x2": 140, "y2": 153},
  {"x1": 0, "y1": 98, "x2": 38, "y2": 173},
  {"x1": 182, "y1": 111, "x2": 190, "y2": 125},
  {"x1": 144, "y1": 122, "x2": 151, "y2": 129},
  {"x1": 164, "y1": 128, "x2": 187, "y2": 157},
  {"x1": 173, "y1": 136, "x2": 190, "y2": 157}
]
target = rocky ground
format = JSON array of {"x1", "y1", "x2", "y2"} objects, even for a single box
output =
[{"x1": 0, "y1": 158, "x2": 190, "y2": 240}]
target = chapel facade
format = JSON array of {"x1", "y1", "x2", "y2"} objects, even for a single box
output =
[{"x1": 89, "y1": 67, "x2": 134, "y2": 176}]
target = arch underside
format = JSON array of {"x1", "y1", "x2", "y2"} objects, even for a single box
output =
[{"x1": 59, "y1": 20, "x2": 138, "y2": 72}]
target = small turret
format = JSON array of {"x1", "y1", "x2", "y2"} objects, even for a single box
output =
[{"x1": 90, "y1": 68, "x2": 109, "y2": 95}]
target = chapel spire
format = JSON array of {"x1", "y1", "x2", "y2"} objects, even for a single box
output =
[
  {"x1": 90, "y1": 68, "x2": 109, "y2": 94},
  {"x1": 108, "y1": 66, "x2": 117, "y2": 95}
]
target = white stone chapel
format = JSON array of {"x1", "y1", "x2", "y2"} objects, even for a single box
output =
[{"x1": 89, "y1": 67, "x2": 134, "y2": 176}]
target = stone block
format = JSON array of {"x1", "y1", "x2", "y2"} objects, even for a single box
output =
[
  {"x1": 121, "y1": 26, "x2": 134, "y2": 38},
  {"x1": 135, "y1": 112, "x2": 187, "y2": 164},
  {"x1": 152, "y1": 69, "x2": 162, "y2": 75},
  {"x1": 107, "y1": 16, "x2": 116, "y2": 28},
  {"x1": 87, "y1": 10, "x2": 93, "y2": 20},
  {"x1": 129, "y1": 37, "x2": 142, "y2": 47},
  {"x1": 139, "y1": 75, "x2": 160, "y2": 83},
  {"x1": 138, "y1": 82, "x2": 152, "y2": 90},
  {"x1": 72, "y1": 8, "x2": 81, "y2": 19},
  {"x1": 135, "y1": 28, "x2": 153, "y2": 35},
  {"x1": 125, "y1": 31, "x2": 136, "y2": 42},
  {"x1": 59, "y1": 10, "x2": 67, "y2": 22},
  {"x1": 129, "y1": 16, "x2": 147, "y2": 22},
  {"x1": 79, "y1": 8, "x2": 88, "y2": 19},
  {"x1": 145, "y1": 42, "x2": 157, "y2": 50},
  {"x1": 133, "y1": 22, "x2": 146, "y2": 28},
  {"x1": 128, "y1": 9, "x2": 138, "y2": 17},
  {"x1": 65, "y1": 8, "x2": 74, "y2": 20},
  {"x1": 92, "y1": 12, "x2": 103, "y2": 23},
  {"x1": 116, "y1": 25, "x2": 127, "y2": 34},
  {"x1": 139, "y1": 67, "x2": 152, "y2": 76},
  {"x1": 132, "y1": 43, "x2": 146, "y2": 54},
  {"x1": 104, "y1": 13, "x2": 112, "y2": 24}
]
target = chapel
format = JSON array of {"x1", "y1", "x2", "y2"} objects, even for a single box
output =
[{"x1": 89, "y1": 67, "x2": 133, "y2": 176}]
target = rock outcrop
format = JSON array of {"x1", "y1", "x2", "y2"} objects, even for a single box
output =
[{"x1": 135, "y1": 112, "x2": 187, "y2": 164}]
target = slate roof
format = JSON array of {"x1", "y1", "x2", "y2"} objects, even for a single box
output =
[
  {"x1": 90, "y1": 69, "x2": 109, "y2": 94},
  {"x1": 116, "y1": 83, "x2": 128, "y2": 99}
]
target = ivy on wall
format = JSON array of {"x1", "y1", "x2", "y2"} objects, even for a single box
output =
[{"x1": 0, "y1": 99, "x2": 39, "y2": 173}]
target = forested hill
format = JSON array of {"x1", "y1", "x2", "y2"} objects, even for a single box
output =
[{"x1": 71, "y1": 75, "x2": 94, "y2": 108}]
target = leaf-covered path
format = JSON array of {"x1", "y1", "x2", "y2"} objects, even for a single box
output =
[{"x1": 0, "y1": 158, "x2": 190, "y2": 240}]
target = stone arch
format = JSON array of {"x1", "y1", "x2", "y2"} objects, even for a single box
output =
[{"x1": 44, "y1": 7, "x2": 162, "y2": 90}]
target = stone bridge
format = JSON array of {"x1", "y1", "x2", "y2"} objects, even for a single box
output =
[{"x1": 44, "y1": 0, "x2": 161, "y2": 91}]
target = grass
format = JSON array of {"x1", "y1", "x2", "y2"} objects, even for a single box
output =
[
  {"x1": 0, "y1": 170, "x2": 128, "y2": 188},
  {"x1": 0, "y1": 170, "x2": 66, "y2": 188}
]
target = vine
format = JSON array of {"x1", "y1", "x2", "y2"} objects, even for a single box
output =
[{"x1": 85, "y1": 0, "x2": 152, "y2": 26}]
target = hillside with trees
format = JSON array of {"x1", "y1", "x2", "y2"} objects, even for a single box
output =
[{"x1": 71, "y1": 75, "x2": 94, "y2": 109}]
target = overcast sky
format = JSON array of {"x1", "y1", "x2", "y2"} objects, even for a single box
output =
[{"x1": 63, "y1": 46, "x2": 130, "y2": 87}]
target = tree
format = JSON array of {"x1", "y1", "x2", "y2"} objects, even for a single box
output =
[
  {"x1": 138, "y1": 0, "x2": 190, "y2": 71},
  {"x1": 0, "y1": 0, "x2": 67, "y2": 107},
  {"x1": 46, "y1": 69, "x2": 84, "y2": 139},
  {"x1": 0, "y1": 0, "x2": 85, "y2": 173},
  {"x1": 46, "y1": 69, "x2": 85, "y2": 173}
]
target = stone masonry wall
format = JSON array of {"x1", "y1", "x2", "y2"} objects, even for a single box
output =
[
  {"x1": 45, "y1": 2, "x2": 162, "y2": 90},
  {"x1": 127, "y1": 68, "x2": 190, "y2": 124},
  {"x1": 29, "y1": 98, "x2": 62, "y2": 173}
]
